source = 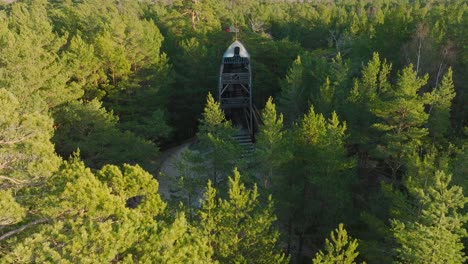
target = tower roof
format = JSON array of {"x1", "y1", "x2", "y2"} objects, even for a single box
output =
[{"x1": 223, "y1": 40, "x2": 250, "y2": 58}]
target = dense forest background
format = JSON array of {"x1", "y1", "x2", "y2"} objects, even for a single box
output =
[{"x1": 0, "y1": 0, "x2": 467, "y2": 263}]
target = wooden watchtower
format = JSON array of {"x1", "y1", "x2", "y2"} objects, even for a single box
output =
[{"x1": 218, "y1": 41, "x2": 254, "y2": 141}]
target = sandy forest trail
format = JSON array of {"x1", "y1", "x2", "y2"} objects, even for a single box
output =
[{"x1": 154, "y1": 139, "x2": 195, "y2": 200}]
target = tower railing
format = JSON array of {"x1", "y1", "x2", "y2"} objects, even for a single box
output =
[{"x1": 221, "y1": 73, "x2": 250, "y2": 84}]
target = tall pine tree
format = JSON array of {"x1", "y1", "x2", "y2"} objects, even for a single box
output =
[
  {"x1": 391, "y1": 171, "x2": 467, "y2": 264},
  {"x1": 371, "y1": 65, "x2": 429, "y2": 180},
  {"x1": 193, "y1": 93, "x2": 240, "y2": 186},
  {"x1": 256, "y1": 97, "x2": 286, "y2": 188},
  {"x1": 198, "y1": 168, "x2": 286, "y2": 263},
  {"x1": 278, "y1": 56, "x2": 305, "y2": 125},
  {"x1": 427, "y1": 68, "x2": 456, "y2": 143}
]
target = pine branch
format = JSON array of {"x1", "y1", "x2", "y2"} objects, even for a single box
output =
[
  {"x1": 0, "y1": 175, "x2": 27, "y2": 185},
  {"x1": 0, "y1": 218, "x2": 50, "y2": 241},
  {"x1": 0, "y1": 133, "x2": 35, "y2": 145}
]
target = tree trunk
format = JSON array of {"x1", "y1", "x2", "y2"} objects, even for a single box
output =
[
  {"x1": 286, "y1": 217, "x2": 292, "y2": 256},
  {"x1": 296, "y1": 232, "x2": 304, "y2": 264},
  {"x1": 191, "y1": 10, "x2": 196, "y2": 29},
  {"x1": 416, "y1": 38, "x2": 422, "y2": 76}
]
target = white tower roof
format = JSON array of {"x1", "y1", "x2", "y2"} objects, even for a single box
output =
[{"x1": 223, "y1": 40, "x2": 250, "y2": 58}]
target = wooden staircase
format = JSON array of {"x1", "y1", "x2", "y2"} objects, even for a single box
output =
[{"x1": 233, "y1": 130, "x2": 254, "y2": 156}]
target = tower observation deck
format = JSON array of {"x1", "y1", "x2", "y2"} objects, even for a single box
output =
[{"x1": 218, "y1": 41, "x2": 255, "y2": 142}]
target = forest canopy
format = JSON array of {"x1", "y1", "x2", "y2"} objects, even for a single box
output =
[{"x1": 0, "y1": 0, "x2": 467, "y2": 263}]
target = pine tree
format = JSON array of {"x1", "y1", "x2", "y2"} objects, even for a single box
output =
[
  {"x1": 198, "y1": 93, "x2": 232, "y2": 136},
  {"x1": 278, "y1": 56, "x2": 305, "y2": 125},
  {"x1": 95, "y1": 30, "x2": 131, "y2": 88},
  {"x1": 166, "y1": 93, "x2": 240, "y2": 216},
  {"x1": 359, "y1": 149, "x2": 452, "y2": 264},
  {"x1": 96, "y1": 163, "x2": 166, "y2": 217},
  {"x1": 63, "y1": 34, "x2": 106, "y2": 100},
  {"x1": 167, "y1": 37, "x2": 214, "y2": 138},
  {"x1": 139, "y1": 213, "x2": 214, "y2": 263},
  {"x1": 0, "y1": 0, "x2": 80, "y2": 108},
  {"x1": 165, "y1": 0, "x2": 221, "y2": 33},
  {"x1": 0, "y1": 88, "x2": 60, "y2": 188},
  {"x1": 346, "y1": 52, "x2": 391, "y2": 147},
  {"x1": 0, "y1": 2, "x2": 73, "y2": 255},
  {"x1": 3, "y1": 157, "x2": 140, "y2": 262},
  {"x1": 371, "y1": 65, "x2": 429, "y2": 180},
  {"x1": 0, "y1": 190, "x2": 26, "y2": 226},
  {"x1": 316, "y1": 53, "x2": 350, "y2": 117},
  {"x1": 103, "y1": 13, "x2": 172, "y2": 142},
  {"x1": 2, "y1": 156, "x2": 212, "y2": 263},
  {"x1": 198, "y1": 168, "x2": 286, "y2": 263},
  {"x1": 313, "y1": 224, "x2": 363, "y2": 264},
  {"x1": 256, "y1": 97, "x2": 286, "y2": 188},
  {"x1": 52, "y1": 100, "x2": 158, "y2": 169},
  {"x1": 193, "y1": 93, "x2": 240, "y2": 186},
  {"x1": 391, "y1": 171, "x2": 467, "y2": 264},
  {"x1": 427, "y1": 68, "x2": 456, "y2": 142},
  {"x1": 277, "y1": 106, "x2": 356, "y2": 259},
  {"x1": 450, "y1": 142, "x2": 468, "y2": 193},
  {"x1": 298, "y1": 107, "x2": 354, "y2": 211},
  {"x1": 404, "y1": 149, "x2": 449, "y2": 194},
  {"x1": 318, "y1": 77, "x2": 334, "y2": 117}
]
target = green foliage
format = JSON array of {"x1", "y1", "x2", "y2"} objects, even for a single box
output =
[
  {"x1": 273, "y1": 105, "x2": 356, "y2": 260},
  {"x1": 0, "y1": 190, "x2": 25, "y2": 226},
  {"x1": 199, "y1": 168, "x2": 286, "y2": 263},
  {"x1": 348, "y1": 52, "x2": 391, "y2": 105},
  {"x1": 391, "y1": 171, "x2": 467, "y2": 264},
  {"x1": 371, "y1": 65, "x2": 429, "y2": 179},
  {"x1": 192, "y1": 93, "x2": 240, "y2": 185},
  {"x1": 359, "y1": 148, "x2": 452, "y2": 264},
  {"x1": 138, "y1": 212, "x2": 213, "y2": 263},
  {"x1": 243, "y1": 36, "x2": 301, "y2": 106},
  {"x1": 199, "y1": 93, "x2": 230, "y2": 135},
  {"x1": 279, "y1": 51, "x2": 351, "y2": 126},
  {"x1": 169, "y1": 0, "x2": 221, "y2": 33},
  {"x1": 258, "y1": 97, "x2": 284, "y2": 149},
  {"x1": 0, "y1": 0, "x2": 467, "y2": 263},
  {"x1": 278, "y1": 56, "x2": 304, "y2": 124},
  {"x1": 52, "y1": 100, "x2": 158, "y2": 169},
  {"x1": 358, "y1": 210, "x2": 395, "y2": 264},
  {"x1": 63, "y1": 34, "x2": 106, "y2": 99},
  {"x1": 313, "y1": 224, "x2": 362, "y2": 264},
  {"x1": 346, "y1": 52, "x2": 391, "y2": 146},
  {"x1": 50, "y1": 0, "x2": 172, "y2": 144},
  {"x1": 404, "y1": 149, "x2": 449, "y2": 193},
  {"x1": 0, "y1": 0, "x2": 81, "y2": 108},
  {"x1": 316, "y1": 53, "x2": 351, "y2": 117},
  {"x1": 97, "y1": 164, "x2": 166, "y2": 216},
  {"x1": 256, "y1": 97, "x2": 285, "y2": 187},
  {"x1": 428, "y1": 68, "x2": 456, "y2": 142},
  {"x1": 163, "y1": 34, "x2": 218, "y2": 139},
  {"x1": 4, "y1": 158, "x2": 142, "y2": 262},
  {"x1": 0, "y1": 88, "x2": 60, "y2": 187},
  {"x1": 95, "y1": 30, "x2": 131, "y2": 87},
  {"x1": 450, "y1": 143, "x2": 468, "y2": 193},
  {"x1": 293, "y1": 106, "x2": 355, "y2": 227},
  {"x1": 2, "y1": 157, "x2": 213, "y2": 263},
  {"x1": 318, "y1": 77, "x2": 334, "y2": 116}
]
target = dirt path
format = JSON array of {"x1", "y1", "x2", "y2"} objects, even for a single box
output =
[{"x1": 154, "y1": 139, "x2": 195, "y2": 200}]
